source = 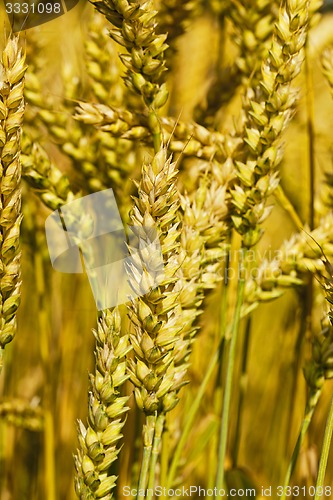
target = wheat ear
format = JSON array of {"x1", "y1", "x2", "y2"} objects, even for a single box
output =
[
  {"x1": 75, "y1": 308, "x2": 131, "y2": 499},
  {"x1": 0, "y1": 37, "x2": 27, "y2": 369}
]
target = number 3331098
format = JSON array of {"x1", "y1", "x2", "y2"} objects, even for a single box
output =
[{"x1": 5, "y1": 2, "x2": 61, "y2": 14}]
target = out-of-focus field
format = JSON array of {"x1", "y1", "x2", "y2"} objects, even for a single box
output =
[{"x1": 1, "y1": 1, "x2": 333, "y2": 499}]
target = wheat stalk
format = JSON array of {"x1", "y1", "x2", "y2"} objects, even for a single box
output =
[
  {"x1": 0, "y1": 37, "x2": 27, "y2": 369},
  {"x1": 75, "y1": 308, "x2": 131, "y2": 499},
  {"x1": 231, "y1": 0, "x2": 312, "y2": 247}
]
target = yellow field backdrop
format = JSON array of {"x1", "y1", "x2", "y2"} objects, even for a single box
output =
[{"x1": 1, "y1": 1, "x2": 333, "y2": 499}]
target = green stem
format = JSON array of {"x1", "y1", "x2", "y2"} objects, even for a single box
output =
[
  {"x1": 282, "y1": 393, "x2": 320, "y2": 500},
  {"x1": 165, "y1": 254, "x2": 253, "y2": 490},
  {"x1": 147, "y1": 414, "x2": 165, "y2": 499},
  {"x1": 314, "y1": 393, "x2": 333, "y2": 500},
  {"x1": 285, "y1": 286, "x2": 311, "y2": 456},
  {"x1": 274, "y1": 185, "x2": 303, "y2": 229},
  {"x1": 160, "y1": 417, "x2": 169, "y2": 496},
  {"x1": 208, "y1": 427, "x2": 218, "y2": 490},
  {"x1": 232, "y1": 314, "x2": 252, "y2": 467},
  {"x1": 216, "y1": 250, "x2": 230, "y2": 385},
  {"x1": 209, "y1": 247, "x2": 230, "y2": 490},
  {"x1": 166, "y1": 285, "x2": 246, "y2": 489},
  {"x1": 215, "y1": 249, "x2": 247, "y2": 494},
  {"x1": 137, "y1": 414, "x2": 157, "y2": 499},
  {"x1": 166, "y1": 342, "x2": 221, "y2": 488},
  {"x1": 166, "y1": 265, "x2": 304, "y2": 490},
  {"x1": 282, "y1": 50, "x2": 315, "y2": 491},
  {"x1": 35, "y1": 247, "x2": 56, "y2": 500}
]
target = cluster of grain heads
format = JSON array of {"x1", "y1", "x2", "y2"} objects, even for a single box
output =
[
  {"x1": 91, "y1": 0, "x2": 168, "y2": 108},
  {"x1": 75, "y1": 101, "x2": 147, "y2": 140},
  {"x1": 228, "y1": 0, "x2": 279, "y2": 86},
  {"x1": 126, "y1": 147, "x2": 209, "y2": 493},
  {"x1": 83, "y1": 12, "x2": 142, "y2": 204},
  {"x1": 178, "y1": 172, "x2": 230, "y2": 311},
  {"x1": 23, "y1": 85, "x2": 111, "y2": 196},
  {"x1": 23, "y1": 27, "x2": 135, "y2": 200},
  {"x1": 125, "y1": 142, "x2": 234, "y2": 491},
  {"x1": 74, "y1": 99, "x2": 231, "y2": 165},
  {"x1": 0, "y1": 37, "x2": 27, "y2": 368},
  {"x1": 91, "y1": 0, "x2": 169, "y2": 151},
  {"x1": 166, "y1": 175, "x2": 231, "y2": 422},
  {"x1": 231, "y1": 0, "x2": 312, "y2": 248},
  {"x1": 75, "y1": 308, "x2": 131, "y2": 499}
]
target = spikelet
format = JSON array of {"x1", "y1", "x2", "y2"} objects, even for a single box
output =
[{"x1": 21, "y1": 136, "x2": 74, "y2": 210}]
